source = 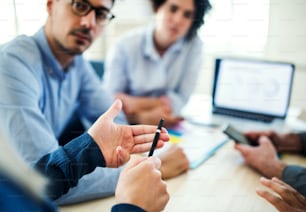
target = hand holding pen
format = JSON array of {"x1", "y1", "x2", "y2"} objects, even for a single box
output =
[{"x1": 88, "y1": 100, "x2": 169, "y2": 167}]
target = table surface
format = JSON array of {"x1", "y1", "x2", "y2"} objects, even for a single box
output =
[{"x1": 60, "y1": 141, "x2": 305, "y2": 212}]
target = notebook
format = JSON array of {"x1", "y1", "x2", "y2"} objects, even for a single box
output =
[
  {"x1": 156, "y1": 122, "x2": 228, "y2": 169},
  {"x1": 212, "y1": 57, "x2": 295, "y2": 122}
]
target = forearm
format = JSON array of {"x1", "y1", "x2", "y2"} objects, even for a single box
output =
[
  {"x1": 134, "y1": 96, "x2": 162, "y2": 110},
  {"x1": 126, "y1": 109, "x2": 158, "y2": 125},
  {"x1": 34, "y1": 133, "x2": 106, "y2": 200},
  {"x1": 118, "y1": 94, "x2": 163, "y2": 114},
  {"x1": 282, "y1": 165, "x2": 306, "y2": 197},
  {"x1": 55, "y1": 167, "x2": 121, "y2": 204}
]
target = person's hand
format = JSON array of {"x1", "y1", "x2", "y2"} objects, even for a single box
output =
[
  {"x1": 88, "y1": 99, "x2": 170, "y2": 168},
  {"x1": 234, "y1": 136, "x2": 286, "y2": 178},
  {"x1": 245, "y1": 131, "x2": 303, "y2": 153},
  {"x1": 256, "y1": 177, "x2": 306, "y2": 212},
  {"x1": 115, "y1": 93, "x2": 139, "y2": 115},
  {"x1": 136, "y1": 106, "x2": 184, "y2": 128},
  {"x1": 115, "y1": 156, "x2": 169, "y2": 212},
  {"x1": 116, "y1": 93, "x2": 183, "y2": 127},
  {"x1": 115, "y1": 93, "x2": 170, "y2": 115},
  {"x1": 159, "y1": 145, "x2": 189, "y2": 179}
]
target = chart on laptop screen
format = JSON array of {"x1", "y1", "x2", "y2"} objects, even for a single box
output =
[{"x1": 213, "y1": 58, "x2": 295, "y2": 119}]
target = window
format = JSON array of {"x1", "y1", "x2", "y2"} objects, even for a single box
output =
[
  {"x1": 199, "y1": 0, "x2": 270, "y2": 58},
  {"x1": 0, "y1": 0, "x2": 17, "y2": 44},
  {"x1": 0, "y1": 0, "x2": 46, "y2": 44}
]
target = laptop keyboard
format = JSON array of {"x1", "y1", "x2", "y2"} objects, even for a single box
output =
[{"x1": 213, "y1": 108, "x2": 274, "y2": 123}]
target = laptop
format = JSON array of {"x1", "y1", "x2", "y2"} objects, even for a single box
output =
[{"x1": 211, "y1": 57, "x2": 295, "y2": 124}]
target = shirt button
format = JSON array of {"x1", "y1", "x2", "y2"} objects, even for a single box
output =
[{"x1": 47, "y1": 67, "x2": 53, "y2": 74}]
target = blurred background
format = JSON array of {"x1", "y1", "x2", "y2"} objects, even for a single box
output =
[{"x1": 1, "y1": 0, "x2": 306, "y2": 108}]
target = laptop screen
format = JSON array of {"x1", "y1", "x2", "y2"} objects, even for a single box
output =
[{"x1": 212, "y1": 58, "x2": 295, "y2": 121}]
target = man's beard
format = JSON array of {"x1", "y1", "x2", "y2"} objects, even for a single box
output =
[{"x1": 54, "y1": 28, "x2": 93, "y2": 56}]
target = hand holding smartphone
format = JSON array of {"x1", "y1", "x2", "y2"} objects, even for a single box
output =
[{"x1": 222, "y1": 124, "x2": 251, "y2": 145}]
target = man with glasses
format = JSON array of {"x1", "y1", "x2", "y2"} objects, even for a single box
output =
[{"x1": 0, "y1": 0, "x2": 156, "y2": 205}]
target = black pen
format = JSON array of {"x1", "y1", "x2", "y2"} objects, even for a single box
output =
[{"x1": 148, "y1": 118, "x2": 164, "y2": 157}]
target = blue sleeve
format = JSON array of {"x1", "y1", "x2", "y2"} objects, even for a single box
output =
[
  {"x1": 282, "y1": 165, "x2": 306, "y2": 197},
  {"x1": 34, "y1": 133, "x2": 106, "y2": 200},
  {"x1": 111, "y1": 203, "x2": 145, "y2": 212},
  {"x1": 104, "y1": 41, "x2": 129, "y2": 94},
  {"x1": 0, "y1": 173, "x2": 57, "y2": 212},
  {"x1": 0, "y1": 39, "x2": 60, "y2": 164},
  {"x1": 0, "y1": 36, "x2": 122, "y2": 204},
  {"x1": 77, "y1": 60, "x2": 127, "y2": 125}
]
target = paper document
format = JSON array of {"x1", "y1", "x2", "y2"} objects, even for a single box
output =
[{"x1": 168, "y1": 121, "x2": 228, "y2": 169}]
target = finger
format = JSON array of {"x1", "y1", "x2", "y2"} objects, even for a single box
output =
[
  {"x1": 103, "y1": 99, "x2": 122, "y2": 121},
  {"x1": 271, "y1": 177, "x2": 288, "y2": 187},
  {"x1": 244, "y1": 131, "x2": 263, "y2": 140},
  {"x1": 266, "y1": 130, "x2": 278, "y2": 138},
  {"x1": 133, "y1": 132, "x2": 170, "y2": 145},
  {"x1": 258, "y1": 136, "x2": 278, "y2": 152},
  {"x1": 147, "y1": 156, "x2": 162, "y2": 170},
  {"x1": 132, "y1": 156, "x2": 162, "y2": 174},
  {"x1": 258, "y1": 136, "x2": 272, "y2": 144},
  {"x1": 129, "y1": 125, "x2": 168, "y2": 136},
  {"x1": 116, "y1": 146, "x2": 130, "y2": 167},
  {"x1": 260, "y1": 177, "x2": 292, "y2": 200},
  {"x1": 271, "y1": 177, "x2": 306, "y2": 207},
  {"x1": 234, "y1": 143, "x2": 253, "y2": 157},
  {"x1": 124, "y1": 156, "x2": 147, "y2": 171},
  {"x1": 256, "y1": 188, "x2": 289, "y2": 211},
  {"x1": 260, "y1": 177, "x2": 282, "y2": 191},
  {"x1": 131, "y1": 140, "x2": 165, "y2": 154}
]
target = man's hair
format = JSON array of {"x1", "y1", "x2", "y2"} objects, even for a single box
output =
[{"x1": 149, "y1": 0, "x2": 212, "y2": 40}]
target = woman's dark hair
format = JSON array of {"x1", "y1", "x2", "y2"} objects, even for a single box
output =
[{"x1": 150, "y1": 0, "x2": 212, "y2": 40}]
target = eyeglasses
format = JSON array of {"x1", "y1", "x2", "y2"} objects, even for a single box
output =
[{"x1": 70, "y1": 0, "x2": 115, "y2": 25}]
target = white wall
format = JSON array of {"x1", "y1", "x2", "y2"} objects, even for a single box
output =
[
  {"x1": 265, "y1": 0, "x2": 306, "y2": 108},
  {"x1": 265, "y1": 0, "x2": 306, "y2": 68}
]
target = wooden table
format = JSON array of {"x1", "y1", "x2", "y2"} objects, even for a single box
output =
[{"x1": 60, "y1": 141, "x2": 305, "y2": 212}]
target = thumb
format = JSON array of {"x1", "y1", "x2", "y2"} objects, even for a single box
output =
[
  {"x1": 124, "y1": 156, "x2": 147, "y2": 171},
  {"x1": 234, "y1": 143, "x2": 252, "y2": 156},
  {"x1": 147, "y1": 157, "x2": 162, "y2": 170},
  {"x1": 258, "y1": 136, "x2": 271, "y2": 146},
  {"x1": 103, "y1": 99, "x2": 122, "y2": 121}
]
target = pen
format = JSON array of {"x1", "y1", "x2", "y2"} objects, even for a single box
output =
[{"x1": 148, "y1": 118, "x2": 164, "y2": 157}]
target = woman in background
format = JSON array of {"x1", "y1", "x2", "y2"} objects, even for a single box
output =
[
  {"x1": 105, "y1": 0, "x2": 212, "y2": 180},
  {"x1": 105, "y1": 0, "x2": 211, "y2": 127}
]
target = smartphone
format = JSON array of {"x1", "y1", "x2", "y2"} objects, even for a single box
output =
[{"x1": 222, "y1": 124, "x2": 251, "y2": 145}]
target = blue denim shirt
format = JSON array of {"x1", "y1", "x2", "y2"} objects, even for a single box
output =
[
  {"x1": 0, "y1": 27, "x2": 127, "y2": 204},
  {"x1": 282, "y1": 132, "x2": 306, "y2": 197}
]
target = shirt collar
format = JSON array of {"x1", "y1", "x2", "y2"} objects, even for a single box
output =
[
  {"x1": 143, "y1": 25, "x2": 185, "y2": 61},
  {"x1": 33, "y1": 27, "x2": 76, "y2": 80}
]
